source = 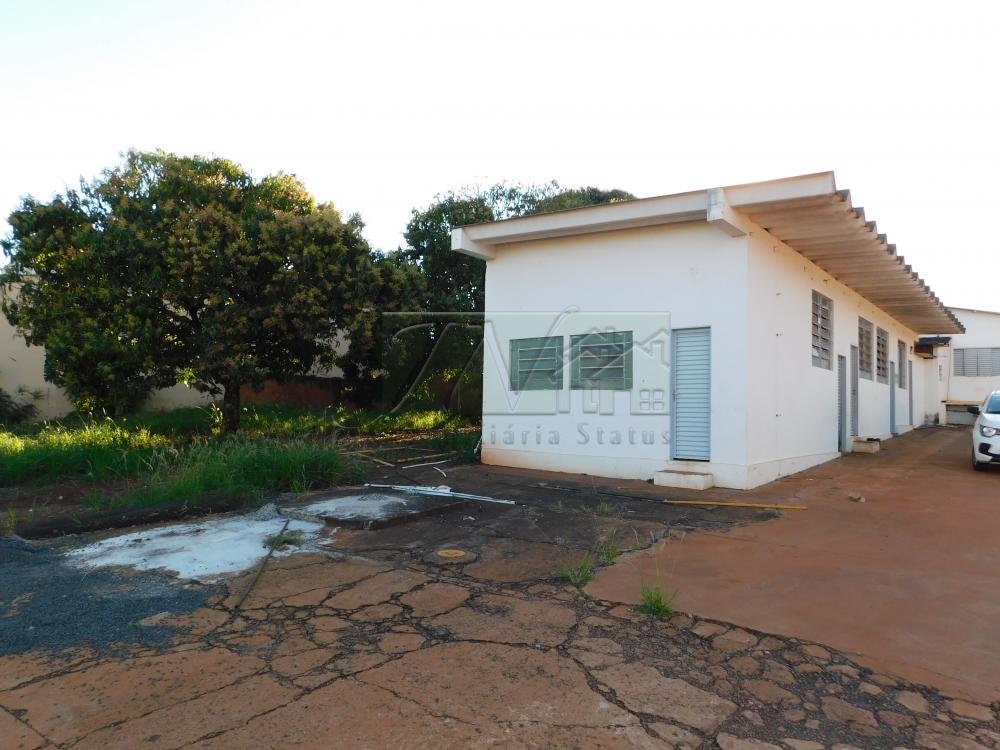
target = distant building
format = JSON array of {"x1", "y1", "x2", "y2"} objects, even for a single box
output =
[{"x1": 918, "y1": 307, "x2": 1000, "y2": 425}]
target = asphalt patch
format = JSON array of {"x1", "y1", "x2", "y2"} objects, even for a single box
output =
[{"x1": 0, "y1": 537, "x2": 215, "y2": 655}]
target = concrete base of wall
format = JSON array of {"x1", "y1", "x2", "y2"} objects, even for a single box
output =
[
  {"x1": 480, "y1": 446, "x2": 672, "y2": 482},
  {"x1": 482, "y1": 429, "x2": 921, "y2": 492},
  {"x1": 744, "y1": 451, "x2": 840, "y2": 489}
]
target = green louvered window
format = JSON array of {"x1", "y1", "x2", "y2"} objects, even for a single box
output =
[
  {"x1": 570, "y1": 331, "x2": 633, "y2": 390},
  {"x1": 509, "y1": 336, "x2": 563, "y2": 391}
]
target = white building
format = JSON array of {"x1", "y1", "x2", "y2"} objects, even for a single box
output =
[
  {"x1": 920, "y1": 307, "x2": 1000, "y2": 425},
  {"x1": 453, "y1": 172, "x2": 964, "y2": 490}
]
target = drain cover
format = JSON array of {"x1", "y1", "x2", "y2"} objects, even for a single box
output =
[{"x1": 424, "y1": 547, "x2": 477, "y2": 565}]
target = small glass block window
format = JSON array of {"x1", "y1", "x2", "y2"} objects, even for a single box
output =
[
  {"x1": 876, "y1": 327, "x2": 889, "y2": 383},
  {"x1": 811, "y1": 291, "x2": 833, "y2": 370},
  {"x1": 858, "y1": 318, "x2": 874, "y2": 380},
  {"x1": 898, "y1": 339, "x2": 908, "y2": 388}
]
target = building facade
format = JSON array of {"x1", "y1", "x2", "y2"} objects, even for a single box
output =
[
  {"x1": 454, "y1": 172, "x2": 963, "y2": 489},
  {"x1": 921, "y1": 307, "x2": 1000, "y2": 425}
]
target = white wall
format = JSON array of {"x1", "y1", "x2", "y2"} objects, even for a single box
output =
[
  {"x1": 480, "y1": 222, "x2": 751, "y2": 486},
  {"x1": 1, "y1": 314, "x2": 75, "y2": 419},
  {"x1": 919, "y1": 356, "x2": 942, "y2": 424},
  {"x1": 743, "y1": 225, "x2": 923, "y2": 486},
  {"x1": 478, "y1": 217, "x2": 941, "y2": 490},
  {"x1": 1, "y1": 309, "x2": 216, "y2": 420}
]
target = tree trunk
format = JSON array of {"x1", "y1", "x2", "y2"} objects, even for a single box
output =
[{"x1": 221, "y1": 378, "x2": 241, "y2": 434}]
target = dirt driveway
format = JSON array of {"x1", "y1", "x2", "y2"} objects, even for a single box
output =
[
  {"x1": 590, "y1": 426, "x2": 1000, "y2": 704},
  {"x1": 1, "y1": 438, "x2": 998, "y2": 749}
]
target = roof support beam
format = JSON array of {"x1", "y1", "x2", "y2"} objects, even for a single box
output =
[
  {"x1": 451, "y1": 228, "x2": 495, "y2": 260},
  {"x1": 706, "y1": 188, "x2": 750, "y2": 237}
]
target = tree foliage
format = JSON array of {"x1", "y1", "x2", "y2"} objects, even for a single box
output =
[
  {"x1": 401, "y1": 182, "x2": 635, "y2": 314},
  {"x1": 2, "y1": 151, "x2": 382, "y2": 431},
  {"x1": 0, "y1": 386, "x2": 37, "y2": 425}
]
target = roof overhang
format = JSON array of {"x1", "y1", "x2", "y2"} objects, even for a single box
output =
[{"x1": 452, "y1": 171, "x2": 963, "y2": 335}]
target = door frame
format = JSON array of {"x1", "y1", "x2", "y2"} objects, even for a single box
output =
[
  {"x1": 850, "y1": 345, "x2": 859, "y2": 437},
  {"x1": 890, "y1": 361, "x2": 897, "y2": 435},
  {"x1": 908, "y1": 360, "x2": 914, "y2": 426},
  {"x1": 837, "y1": 354, "x2": 848, "y2": 452}
]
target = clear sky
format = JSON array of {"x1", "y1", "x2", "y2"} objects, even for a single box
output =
[{"x1": 2, "y1": 0, "x2": 997, "y2": 310}]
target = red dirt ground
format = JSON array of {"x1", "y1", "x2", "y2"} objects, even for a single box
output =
[{"x1": 589, "y1": 426, "x2": 1000, "y2": 704}]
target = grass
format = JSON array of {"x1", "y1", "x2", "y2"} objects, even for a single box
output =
[
  {"x1": 85, "y1": 440, "x2": 352, "y2": 511},
  {"x1": 560, "y1": 552, "x2": 596, "y2": 589},
  {"x1": 0, "y1": 405, "x2": 471, "y2": 487},
  {"x1": 595, "y1": 535, "x2": 620, "y2": 565},
  {"x1": 0, "y1": 422, "x2": 173, "y2": 485},
  {"x1": 594, "y1": 500, "x2": 612, "y2": 516},
  {"x1": 0, "y1": 404, "x2": 473, "y2": 519},
  {"x1": 264, "y1": 531, "x2": 304, "y2": 549},
  {"x1": 636, "y1": 583, "x2": 675, "y2": 620}
]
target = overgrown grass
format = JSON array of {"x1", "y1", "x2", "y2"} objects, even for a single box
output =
[
  {"x1": 0, "y1": 422, "x2": 172, "y2": 485},
  {"x1": 636, "y1": 583, "x2": 675, "y2": 620},
  {"x1": 334, "y1": 408, "x2": 467, "y2": 436},
  {"x1": 595, "y1": 500, "x2": 612, "y2": 517},
  {"x1": 0, "y1": 405, "x2": 471, "y2": 487},
  {"x1": 86, "y1": 440, "x2": 352, "y2": 511},
  {"x1": 420, "y1": 428, "x2": 481, "y2": 460},
  {"x1": 561, "y1": 552, "x2": 596, "y2": 589}
]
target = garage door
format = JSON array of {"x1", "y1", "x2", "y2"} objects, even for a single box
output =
[{"x1": 672, "y1": 328, "x2": 711, "y2": 461}]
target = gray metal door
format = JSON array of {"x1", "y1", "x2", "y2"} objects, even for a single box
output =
[
  {"x1": 671, "y1": 328, "x2": 711, "y2": 461},
  {"x1": 838, "y1": 355, "x2": 848, "y2": 452},
  {"x1": 908, "y1": 360, "x2": 913, "y2": 426},
  {"x1": 890, "y1": 361, "x2": 897, "y2": 435},
  {"x1": 850, "y1": 345, "x2": 859, "y2": 436}
]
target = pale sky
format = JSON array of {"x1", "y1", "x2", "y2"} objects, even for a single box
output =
[{"x1": 2, "y1": 0, "x2": 998, "y2": 310}]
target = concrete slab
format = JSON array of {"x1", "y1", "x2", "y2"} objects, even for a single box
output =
[
  {"x1": 4, "y1": 454, "x2": 999, "y2": 748},
  {"x1": 654, "y1": 469, "x2": 715, "y2": 490},
  {"x1": 291, "y1": 490, "x2": 471, "y2": 530},
  {"x1": 588, "y1": 427, "x2": 1000, "y2": 703}
]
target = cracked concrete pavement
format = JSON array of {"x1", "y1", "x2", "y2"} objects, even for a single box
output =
[{"x1": 1, "y1": 439, "x2": 998, "y2": 749}]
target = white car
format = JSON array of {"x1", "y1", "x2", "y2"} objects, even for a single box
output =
[{"x1": 970, "y1": 391, "x2": 1000, "y2": 471}]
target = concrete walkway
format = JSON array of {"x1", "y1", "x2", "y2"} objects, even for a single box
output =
[{"x1": 589, "y1": 427, "x2": 1000, "y2": 704}]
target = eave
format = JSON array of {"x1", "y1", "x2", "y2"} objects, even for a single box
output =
[{"x1": 452, "y1": 171, "x2": 964, "y2": 335}]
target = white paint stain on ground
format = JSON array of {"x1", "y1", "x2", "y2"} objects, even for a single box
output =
[
  {"x1": 298, "y1": 492, "x2": 412, "y2": 521},
  {"x1": 65, "y1": 515, "x2": 324, "y2": 582}
]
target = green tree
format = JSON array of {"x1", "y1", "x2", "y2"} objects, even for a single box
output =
[
  {"x1": 401, "y1": 182, "x2": 635, "y2": 314},
  {"x1": 333, "y1": 247, "x2": 426, "y2": 406},
  {"x1": 2, "y1": 150, "x2": 381, "y2": 432},
  {"x1": 532, "y1": 186, "x2": 636, "y2": 214}
]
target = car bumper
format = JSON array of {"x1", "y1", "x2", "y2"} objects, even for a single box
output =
[{"x1": 974, "y1": 434, "x2": 1000, "y2": 462}]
